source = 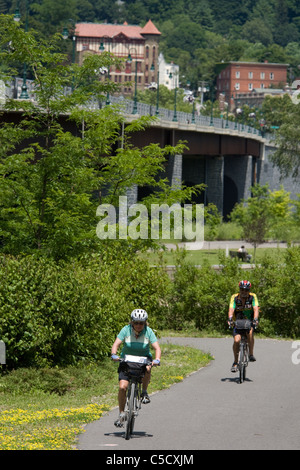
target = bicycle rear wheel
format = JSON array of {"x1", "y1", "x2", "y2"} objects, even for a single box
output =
[{"x1": 125, "y1": 382, "x2": 135, "y2": 440}]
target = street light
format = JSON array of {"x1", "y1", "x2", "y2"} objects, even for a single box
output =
[
  {"x1": 127, "y1": 49, "x2": 138, "y2": 114},
  {"x1": 169, "y1": 67, "x2": 178, "y2": 122},
  {"x1": 99, "y1": 40, "x2": 111, "y2": 106},
  {"x1": 62, "y1": 23, "x2": 77, "y2": 90},
  {"x1": 190, "y1": 95, "x2": 195, "y2": 123},
  {"x1": 150, "y1": 57, "x2": 162, "y2": 116},
  {"x1": 14, "y1": 1, "x2": 29, "y2": 99}
]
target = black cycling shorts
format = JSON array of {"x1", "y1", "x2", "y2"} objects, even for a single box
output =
[
  {"x1": 233, "y1": 325, "x2": 254, "y2": 337},
  {"x1": 117, "y1": 361, "x2": 151, "y2": 382}
]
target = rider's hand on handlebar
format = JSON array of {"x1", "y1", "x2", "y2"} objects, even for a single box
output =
[
  {"x1": 228, "y1": 317, "x2": 233, "y2": 328},
  {"x1": 111, "y1": 354, "x2": 120, "y2": 361},
  {"x1": 152, "y1": 359, "x2": 160, "y2": 366}
]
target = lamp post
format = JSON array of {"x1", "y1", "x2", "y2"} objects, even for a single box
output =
[
  {"x1": 150, "y1": 56, "x2": 161, "y2": 116},
  {"x1": 14, "y1": 1, "x2": 29, "y2": 99},
  {"x1": 62, "y1": 23, "x2": 76, "y2": 91},
  {"x1": 169, "y1": 66, "x2": 178, "y2": 122},
  {"x1": 191, "y1": 96, "x2": 195, "y2": 123},
  {"x1": 225, "y1": 101, "x2": 229, "y2": 129},
  {"x1": 99, "y1": 40, "x2": 111, "y2": 105},
  {"x1": 127, "y1": 49, "x2": 138, "y2": 114}
]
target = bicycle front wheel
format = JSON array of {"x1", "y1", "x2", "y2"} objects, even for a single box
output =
[
  {"x1": 239, "y1": 343, "x2": 245, "y2": 384},
  {"x1": 125, "y1": 382, "x2": 135, "y2": 440}
]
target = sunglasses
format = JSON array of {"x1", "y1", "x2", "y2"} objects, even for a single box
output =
[{"x1": 133, "y1": 321, "x2": 145, "y2": 325}]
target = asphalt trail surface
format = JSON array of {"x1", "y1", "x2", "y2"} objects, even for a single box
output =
[{"x1": 77, "y1": 337, "x2": 300, "y2": 450}]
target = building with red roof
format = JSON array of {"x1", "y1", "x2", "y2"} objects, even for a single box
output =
[{"x1": 75, "y1": 20, "x2": 161, "y2": 93}]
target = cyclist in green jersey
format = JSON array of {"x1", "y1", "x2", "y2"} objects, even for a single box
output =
[
  {"x1": 228, "y1": 280, "x2": 259, "y2": 373},
  {"x1": 111, "y1": 309, "x2": 161, "y2": 427}
]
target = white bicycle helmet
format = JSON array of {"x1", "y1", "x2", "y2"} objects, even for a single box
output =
[{"x1": 131, "y1": 309, "x2": 148, "y2": 322}]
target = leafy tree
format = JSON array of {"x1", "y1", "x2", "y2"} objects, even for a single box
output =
[
  {"x1": 230, "y1": 184, "x2": 272, "y2": 261},
  {"x1": 267, "y1": 186, "x2": 295, "y2": 243},
  {"x1": 230, "y1": 183, "x2": 298, "y2": 258},
  {"x1": 0, "y1": 16, "x2": 197, "y2": 259},
  {"x1": 261, "y1": 94, "x2": 294, "y2": 131},
  {"x1": 242, "y1": 18, "x2": 273, "y2": 45},
  {"x1": 270, "y1": 103, "x2": 300, "y2": 178}
]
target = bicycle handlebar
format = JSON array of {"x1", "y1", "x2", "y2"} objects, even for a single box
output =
[
  {"x1": 228, "y1": 320, "x2": 258, "y2": 330},
  {"x1": 111, "y1": 355, "x2": 160, "y2": 366}
]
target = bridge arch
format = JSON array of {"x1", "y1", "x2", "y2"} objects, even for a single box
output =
[{"x1": 223, "y1": 175, "x2": 238, "y2": 219}]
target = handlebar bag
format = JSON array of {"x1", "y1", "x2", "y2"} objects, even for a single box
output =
[{"x1": 235, "y1": 319, "x2": 252, "y2": 331}]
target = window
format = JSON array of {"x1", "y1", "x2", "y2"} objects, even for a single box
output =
[
  {"x1": 248, "y1": 71, "x2": 253, "y2": 79},
  {"x1": 248, "y1": 83, "x2": 253, "y2": 90},
  {"x1": 235, "y1": 71, "x2": 240, "y2": 78},
  {"x1": 270, "y1": 72, "x2": 274, "y2": 80},
  {"x1": 235, "y1": 83, "x2": 240, "y2": 90},
  {"x1": 260, "y1": 72, "x2": 265, "y2": 79}
]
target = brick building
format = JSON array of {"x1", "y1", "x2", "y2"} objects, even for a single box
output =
[
  {"x1": 216, "y1": 61, "x2": 288, "y2": 109},
  {"x1": 75, "y1": 20, "x2": 161, "y2": 93}
]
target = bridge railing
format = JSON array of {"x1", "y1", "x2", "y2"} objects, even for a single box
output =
[
  {"x1": 107, "y1": 96, "x2": 265, "y2": 136},
  {"x1": 2, "y1": 79, "x2": 269, "y2": 138}
]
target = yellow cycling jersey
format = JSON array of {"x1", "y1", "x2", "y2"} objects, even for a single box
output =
[{"x1": 229, "y1": 292, "x2": 259, "y2": 320}]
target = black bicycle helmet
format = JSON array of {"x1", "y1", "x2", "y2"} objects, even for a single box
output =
[{"x1": 239, "y1": 280, "x2": 251, "y2": 290}]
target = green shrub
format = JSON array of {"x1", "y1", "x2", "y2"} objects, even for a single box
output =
[
  {"x1": 162, "y1": 251, "x2": 243, "y2": 332},
  {"x1": 0, "y1": 247, "x2": 170, "y2": 368},
  {"x1": 248, "y1": 247, "x2": 300, "y2": 337},
  {"x1": 162, "y1": 247, "x2": 300, "y2": 338}
]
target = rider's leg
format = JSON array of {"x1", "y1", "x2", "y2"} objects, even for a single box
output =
[
  {"x1": 118, "y1": 379, "x2": 129, "y2": 413},
  {"x1": 233, "y1": 334, "x2": 241, "y2": 362},
  {"x1": 142, "y1": 368, "x2": 151, "y2": 391},
  {"x1": 231, "y1": 334, "x2": 241, "y2": 371},
  {"x1": 248, "y1": 328, "x2": 256, "y2": 360}
]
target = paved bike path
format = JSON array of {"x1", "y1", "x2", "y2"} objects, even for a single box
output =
[{"x1": 77, "y1": 337, "x2": 300, "y2": 450}]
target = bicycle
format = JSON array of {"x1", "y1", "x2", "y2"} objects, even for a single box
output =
[
  {"x1": 235, "y1": 319, "x2": 252, "y2": 383},
  {"x1": 119, "y1": 355, "x2": 153, "y2": 440},
  {"x1": 229, "y1": 319, "x2": 255, "y2": 383}
]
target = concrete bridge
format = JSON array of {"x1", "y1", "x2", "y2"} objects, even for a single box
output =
[
  {"x1": 1, "y1": 91, "x2": 299, "y2": 217},
  {"x1": 118, "y1": 98, "x2": 299, "y2": 217}
]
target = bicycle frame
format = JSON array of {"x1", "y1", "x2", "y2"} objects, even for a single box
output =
[
  {"x1": 124, "y1": 374, "x2": 143, "y2": 440},
  {"x1": 120, "y1": 356, "x2": 151, "y2": 440}
]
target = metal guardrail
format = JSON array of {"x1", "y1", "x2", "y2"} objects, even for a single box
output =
[
  {"x1": 2, "y1": 79, "x2": 271, "y2": 139},
  {"x1": 107, "y1": 95, "x2": 263, "y2": 136}
]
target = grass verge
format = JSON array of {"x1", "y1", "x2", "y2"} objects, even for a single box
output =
[
  {"x1": 0, "y1": 343, "x2": 212, "y2": 450},
  {"x1": 142, "y1": 247, "x2": 287, "y2": 266}
]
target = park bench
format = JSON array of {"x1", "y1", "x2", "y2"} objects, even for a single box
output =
[{"x1": 229, "y1": 250, "x2": 248, "y2": 262}]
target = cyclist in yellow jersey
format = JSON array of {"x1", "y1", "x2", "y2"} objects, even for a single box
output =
[
  {"x1": 228, "y1": 280, "x2": 259, "y2": 373},
  {"x1": 111, "y1": 309, "x2": 161, "y2": 427}
]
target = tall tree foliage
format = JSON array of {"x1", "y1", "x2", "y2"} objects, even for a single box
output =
[{"x1": 0, "y1": 15, "x2": 198, "y2": 259}]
